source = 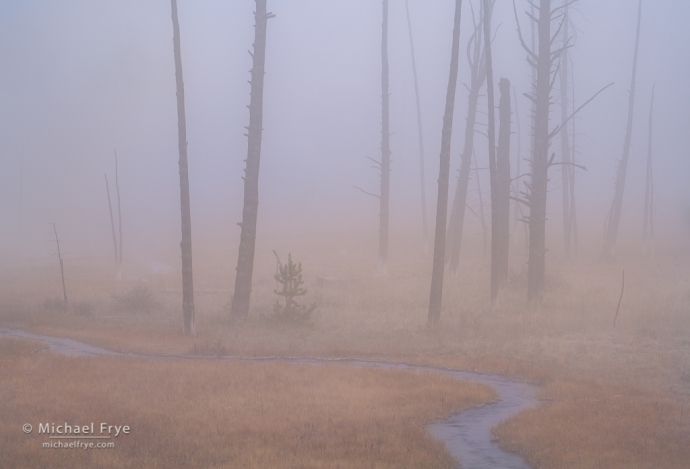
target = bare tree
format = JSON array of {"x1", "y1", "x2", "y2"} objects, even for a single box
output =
[
  {"x1": 446, "y1": 0, "x2": 491, "y2": 274},
  {"x1": 603, "y1": 0, "x2": 643, "y2": 260},
  {"x1": 405, "y1": 0, "x2": 429, "y2": 253},
  {"x1": 230, "y1": 0, "x2": 275, "y2": 320},
  {"x1": 474, "y1": 151, "x2": 489, "y2": 258},
  {"x1": 52, "y1": 223, "x2": 67, "y2": 307},
  {"x1": 379, "y1": 0, "x2": 391, "y2": 272},
  {"x1": 642, "y1": 84, "x2": 655, "y2": 257},
  {"x1": 428, "y1": 0, "x2": 463, "y2": 327},
  {"x1": 559, "y1": 0, "x2": 573, "y2": 262},
  {"x1": 491, "y1": 77, "x2": 511, "y2": 306},
  {"x1": 115, "y1": 149, "x2": 123, "y2": 279},
  {"x1": 512, "y1": 85, "x2": 528, "y2": 254},
  {"x1": 513, "y1": 0, "x2": 611, "y2": 301},
  {"x1": 171, "y1": 0, "x2": 195, "y2": 336}
]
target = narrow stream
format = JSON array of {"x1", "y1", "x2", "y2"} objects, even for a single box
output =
[{"x1": 0, "y1": 326, "x2": 538, "y2": 469}]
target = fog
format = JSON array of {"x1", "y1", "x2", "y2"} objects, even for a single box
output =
[{"x1": 1, "y1": 0, "x2": 689, "y2": 266}]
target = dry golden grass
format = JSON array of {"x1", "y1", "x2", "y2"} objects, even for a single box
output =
[
  {"x1": 0, "y1": 337, "x2": 495, "y2": 469},
  {"x1": 493, "y1": 378, "x2": 690, "y2": 469},
  {"x1": 2, "y1": 229, "x2": 690, "y2": 468}
]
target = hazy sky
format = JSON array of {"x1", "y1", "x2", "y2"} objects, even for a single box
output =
[{"x1": 0, "y1": 0, "x2": 688, "y2": 263}]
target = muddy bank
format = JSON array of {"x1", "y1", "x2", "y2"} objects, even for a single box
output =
[{"x1": 0, "y1": 326, "x2": 538, "y2": 468}]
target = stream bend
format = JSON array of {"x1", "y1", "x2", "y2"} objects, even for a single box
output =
[{"x1": 0, "y1": 326, "x2": 538, "y2": 469}]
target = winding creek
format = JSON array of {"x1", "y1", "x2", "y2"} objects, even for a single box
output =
[{"x1": 0, "y1": 326, "x2": 538, "y2": 469}]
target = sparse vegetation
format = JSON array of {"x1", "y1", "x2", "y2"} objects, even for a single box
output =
[
  {"x1": 111, "y1": 284, "x2": 157, "y2": 315},
  {"x1": 271, "y1": 253, "x2": 316, "y2": 325}
]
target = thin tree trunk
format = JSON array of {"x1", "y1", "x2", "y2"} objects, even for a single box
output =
[
  {"x1": 171, "y1": 0, "x2": 195, "y2": 336},
  {"x1": 105, "y1": 174, "x2": 119, "y2": 274},
  {"x1": 231, "y1": 0, "x2": 274, "y2": 320},
  {"x1": 603, "y1": 0, "x2": 642, "y2": 260},
  {"x1": 447, "y1": 1, "x2": 489, "y2": 274},
  {"x1": 522, "y1": 0, "x2": 553, "y2": 303},
  {"x1": 474, "y1": 150, "x2": 488, "y2": 258},
  {"x1": 642, "y1": 84, "x2": 655, "y2": 257},
  {"x1": 512, "y1": 85, "x2": 528, "y2": 254},
  {"x1": 52, "y1": 223, "x2": 68, "y2": 307},
  {"x1": 559, "y1": 0, "x2": 572, "y2": 262},
  {"x1": 570, "y1": 58, "x2": 579, "y2": 257},
  {"x1": 484, "y1": 0, "x2": 499, "y2": 306},
  {"x1": 428, "y1": 0, "x2": 463, "y2": 327},
  {"x1": 405, "y1": 0, "x2": 428, "y2": 254},
  {"x1": 492, "y1": 77, "x2": 511, "y2": 306},
  {"x1": 114, "y1": 149, "x2": 123, "y2": 280},
  {"x1": 379, "y1": 0, "x2": 391, "y2": 272}
]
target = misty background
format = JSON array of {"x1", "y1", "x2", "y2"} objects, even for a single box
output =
[{"x1": 1, "y1": 0, "x2": 688, "y2": 269}]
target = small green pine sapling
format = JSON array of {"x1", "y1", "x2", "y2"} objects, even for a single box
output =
[{"x1": 273, "y1": 253, "x2": 316, "y2": 324}]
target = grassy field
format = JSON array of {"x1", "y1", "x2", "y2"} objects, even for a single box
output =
[
  {"x1": 1, "y1": 230, "x2": 689, "y2": 467},
  {"x1": 0, "y1": 337, "x2": 495, "y2": 469}
]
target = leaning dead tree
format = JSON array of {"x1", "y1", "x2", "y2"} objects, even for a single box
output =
[
  {"x1": 428, "y1": 0, "x2": 463, "y2": 327},
  {"x1": 491, "y1": 77, "x2": 511, "y2": 307},
  {"x1": 105, "y1": 174, "x2": 119, "y2": 277},
  {"x1": 231, "y1": 0, "x2": 274, "y2": 320},
  {"x1": 446, "y1": 0, "x2": 492, "y2": 275},
  {"x1": 642, "y1": 84, "x2": 655, "y2": 257},
  {"x1": 379, "y1": 0, "x2": 391, "y2": 271},
  {"x1": 171, "y1": 0, "x2": 195, "y2": 336},
  {"x1": 52, "y1": 223, "x2": 68, "y2": 307},
  {"x1": 104, "y1": 149, "x2": 123, "y2": 280},
  {"x1": 404, "y1": 0, "x2": 428, "y2": 253},
  {"x1": 603, "y1": 0, "x2": 643, "y2": 260},
  {"x1": 513, "y1": 0, "x2": 612, "y2": 301}
]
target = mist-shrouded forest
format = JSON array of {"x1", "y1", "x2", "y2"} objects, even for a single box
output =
[{"x1": 1, "y1": 1, "x2": 689, "y2": 468}]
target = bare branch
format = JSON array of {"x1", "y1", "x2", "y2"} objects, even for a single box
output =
[
  {"x1": 512, "y1": 0, "x2": 537, "y2": 60},
  {"x1": 548, "y1": 82, "x2": 614, "y2": 141},
  {"x1": 353, "y1": 186, "x2": 380, "y2": 199}
]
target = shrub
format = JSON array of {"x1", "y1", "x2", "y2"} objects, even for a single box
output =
[{"x1": 271, "y1": 253, "x2": 316, "y2": 325}]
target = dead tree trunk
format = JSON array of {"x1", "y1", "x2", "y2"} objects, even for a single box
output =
[
  {"x1": 484, "y1": 0, "x2": 498, "y2": 306},
  {"x1": 231, "y1": 0, "x2": 274, "y2": 320},
  {"x1": 114, "y1": 149, "x2": 123, "y2": 280},
  {"x1": 512, "y1": 85, "x2": 529, "y2": 254},
  {"x1": 427, "y1": 0, "x2": 463, "y2": 327},
  {"x1": 52, "y1": 223, "x2": 67, "y2": 307},
  {"x1": 105, "y1": 174, "x2": 118, "y2": 274},
  {"x1": 603, "y1": 0, "x2": 642, "y2": 260},
  {"x1": 559, "y1": 0, "x2": 573, "y2": 262},
  {"x1": 379, "y1": 0, "x2": 391, "y2": 272},
  {"x1": 446, "y1": 0, "x2": 490, "y2": 274},
  {"x1": 642, "y1": 84, "x2": 655, "y2": 257},
  {"x1": 171, "y1": 0, "x2": 195, "y2": 336},
  {"x1": 404, "y1": 0, "x2": 429, "y2": 254},
  {"x1": 474, "y1": 151, "x2": 488, "y2": 258},
  {"x1": 570, "y1": 54, "x2": 579, "y2": 257},
  {"x1": 491, "y1": 77, "x2": 511, "y2": 306}
]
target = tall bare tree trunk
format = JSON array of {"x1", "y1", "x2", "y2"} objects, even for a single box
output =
[
  {"x1": 379, "y1": 0, "x2": 391, "y2": 272},
  {"x1": 171, "y1": 0, "x2": 195, "y2": 336},
  {"x1": 570, "y1": 56, "x2": 579, "y2": 257},
  {"x1": 474, "y1": 151, "x2": 488, "y2": 258},
  {"x1": 231, "y1": 0, "x2": 274, "y2": 320},
  {"x1": 559, "y1": 0, "x2": 573, "y2": 262},
  {"x1": 491, "y1": 77, "x2": 511, "y2": 306},
  {"x1": 484, "y1": 0, "x2": 498, "y2": 306},
  {"x1": 603, "y1": 0, "x2": 642, "y2": 260},
  {"x1": 447, "y1": 1, "x2": 489, "y2": 274},
  {"x1": 512, "y1": 85, "x2": 528, "y2": 254},
  {"x1": 642, "y1": 84, "x2": 655, "y2": 257},
  {"x1": 428, "y1": 0, "x2": 463, "y2": 327},
  {"x1": 405, "y1": 0, "x2": 429, "y2": 254}
]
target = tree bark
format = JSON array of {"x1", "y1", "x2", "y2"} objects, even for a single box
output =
[
  {"x1": 446, "y1": 1, "x2": 489, "y2": 274},
  {"x1": 642, "y1": 84, "x2": 655, "y2": 257},
  {"x1": 492, "y1": 77, "x2": 511, "y2": 306},
  {"x1": 484, "y1": 0, "x2": 498, "y2": 306},
  {"x1": 379, "y1": 0, "x2": 391, "y2": 271},
  {"x1": 603, "y1": 0, "x2": 642, "y2": 260},
  {"x1": 405, "y1": 0, "x2": 429, "y2": 254},
  {"x1": 512, "y1": 85, "x2": 528, "y2": 254},
  {"x1": 171, "y1": 0, "x2": 195, "y2": 335},
  {"x1": 428, "y1": 0, "x2": 463, "y2": 327},
  {"x1": 231, "y1": 0, "x2": 273, "y2": 320}
]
